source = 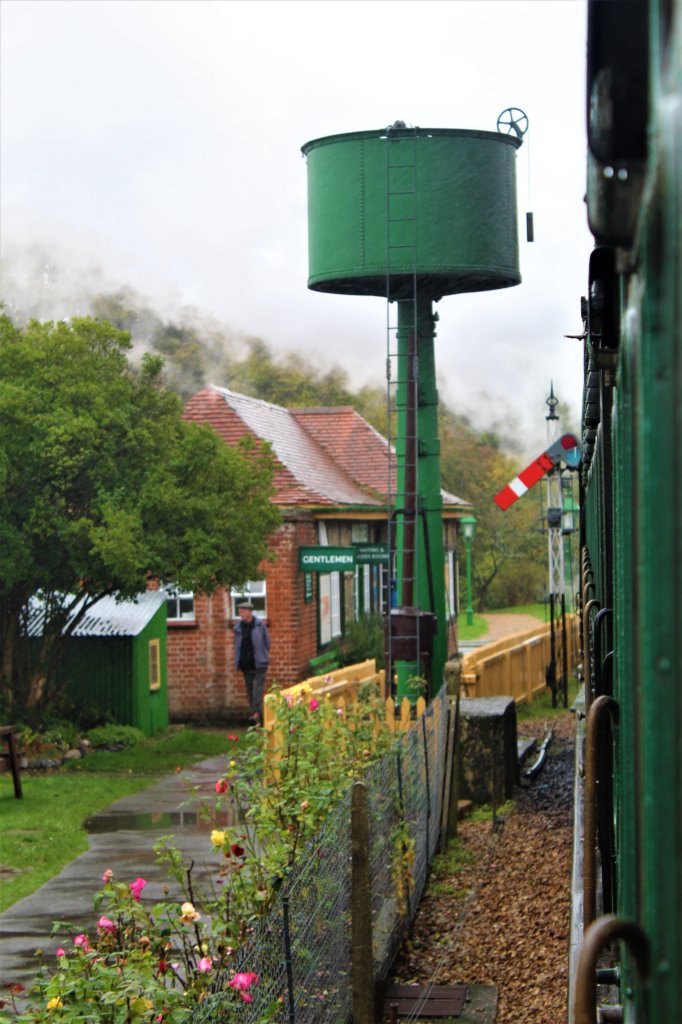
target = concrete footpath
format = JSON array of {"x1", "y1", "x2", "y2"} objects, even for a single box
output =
[{"x1": 0, "y1": 755, "x2": 235, "y2": 994}]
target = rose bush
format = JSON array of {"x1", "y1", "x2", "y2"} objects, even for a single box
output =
[{"x1": 2, "y1": 684, "x2": 398, "y2": 1023}]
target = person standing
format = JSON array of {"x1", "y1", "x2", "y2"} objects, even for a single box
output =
[{"x1": 233, "y1": 600, "x2": 270, "y2": 725}]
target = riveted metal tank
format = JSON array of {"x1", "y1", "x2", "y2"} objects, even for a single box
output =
[{"x1": 301, "y1": 126, "x2": 522, "y2": 300}]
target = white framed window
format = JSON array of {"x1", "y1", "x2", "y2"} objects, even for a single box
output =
[
  {"x1": 165, "y1": 587, "x2": 195, "y2": 622},
  {"x1": 318, "y1": 573, "x2": 342, "y2": 645},
  {"x1": 354, "y1": 564, "x2": 372, "y2": 619},
  {"x1": 445, "y1": 550, "x2": 457, "y2": 619},
  {"x1": 330, "y1": 573, "x2": 342, "y2": 637},
  {"x1": 231, "y1": 580, "x2": 267, "y2": 618}
]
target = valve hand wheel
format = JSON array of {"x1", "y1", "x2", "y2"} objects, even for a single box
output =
[{"x1": 496, "y1": 108, "x2": 529, "y2": 139}]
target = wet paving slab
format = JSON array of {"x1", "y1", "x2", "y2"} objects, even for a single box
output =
[{"x1": 0, "y1": 755, "x2": 236, "y2": 994}]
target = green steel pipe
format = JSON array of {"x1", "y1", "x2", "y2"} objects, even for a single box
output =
[
  {"x1": 465, "y1": 538, "x2": 474, "y2": 626},
  {"x1": 394, "y1": 295, "x2": 446, "y2": 701}
]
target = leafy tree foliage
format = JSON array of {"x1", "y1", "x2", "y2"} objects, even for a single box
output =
[
  {"x1": 0, "y1": 315, "x2": 279, "y2": 716},
  {"x1": 86, "y1": 289, "x2": 553, "y2": 613},
  {"x1": 226, "y1": 336, "x2": 357, "y2": 408},
  {"x1": 90, "y1": 289, "x2": 236, "y2": 400},
  {"x1": 439, "y1": 408, "x2": 546, "y2": 610}
]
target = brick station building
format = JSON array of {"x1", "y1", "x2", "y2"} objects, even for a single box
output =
[{"x1": 165, "y1": 386, "x2": 469, "y2": 722}]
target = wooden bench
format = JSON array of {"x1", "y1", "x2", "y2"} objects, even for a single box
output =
[
  {"x1": 309, "y1": 649, "x2": 342, "y2": 676},
  {"x1": 0, "y1": 725, "x2": 23, "y2": 798}
]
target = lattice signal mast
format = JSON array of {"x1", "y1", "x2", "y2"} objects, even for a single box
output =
[{"x1": 493, "y1": 388, "x2": 580, "y2": 705}]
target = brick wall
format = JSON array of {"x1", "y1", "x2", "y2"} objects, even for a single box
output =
[{"x1": 167, "y1": 515, "x2": 319, "y2": 723}]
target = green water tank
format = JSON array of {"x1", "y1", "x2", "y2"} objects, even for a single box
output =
[{"x1": 301, "y1": 126, "x2": 522, "y2": 300}]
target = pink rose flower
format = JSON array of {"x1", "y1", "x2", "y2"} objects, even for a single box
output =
[
  {"x1": 228, "y1": 971, "x2": 259, "y2": 1002},
  {"x1": 73, "y1": 934, "x2": 90, "y2": 950},
  {"x1": 197, "y1": 957, "x2": 212, "y2": 973},
  {"x1": 129, "y1": 877, "x2": 147, "y2": 901},
  {"x1": 55, "y1": 947, "x2": 66, "y2": 957},
  {"x1": 97, "y1": 916, "x2": 116, "y2": 934},
  {"x1": 101, "y1": 868, "x2": 113, "y2": 882},
  {"x1": 308, "y1": 698, "x2": 320, "y2": 711}
]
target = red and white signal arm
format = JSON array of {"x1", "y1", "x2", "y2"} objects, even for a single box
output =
[{"x1": 494, "y1": 434, "x2": 581, "y2": 511}]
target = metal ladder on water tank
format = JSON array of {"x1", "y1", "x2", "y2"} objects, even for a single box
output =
[{"x1": 384, "y1": 124, "x2": 421, "y2": 688}]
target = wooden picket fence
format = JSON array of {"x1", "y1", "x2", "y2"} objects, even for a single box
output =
[
  {"x1": 460, "y1": 614, "x2": 580, "y2": 703},
  {"x1": 262, "y1": 659, "x2": 429, "y2": 756}
]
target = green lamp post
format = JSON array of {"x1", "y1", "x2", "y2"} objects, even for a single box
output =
[{"x1": 460, "y1": 515, "x2": 477, "y2": 626}]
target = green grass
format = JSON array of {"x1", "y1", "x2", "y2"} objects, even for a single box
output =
[
  {"x1": 457, "y1": 603, "x2": 573, "y2": 643},
  {"x1": 426, "y1": 836, "x2": 476, "y2": 895},
  {"x1": 487, "y1": 602, "x2": 550, "y2": 620},
  {"x1": 516, "y1": 677, "x2": 580, "y2": 722},
  {"x1": 63, "y1": 725, "x2": 242, "y2": 774},
  {"x1": 0, "y1": 727, "x2": 243, "y2": 912},
  {"x1": 456, "y1": 613, "x2": 489, "y2": 642}
]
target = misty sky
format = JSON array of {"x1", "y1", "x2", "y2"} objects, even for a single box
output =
[{"x1": 1, "y1": 0, "x2": 592, "y2": 454}]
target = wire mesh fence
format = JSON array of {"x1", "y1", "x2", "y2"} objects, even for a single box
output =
[{"x1": 191, "y1": 692, "x2": 449, "y2": 1023}]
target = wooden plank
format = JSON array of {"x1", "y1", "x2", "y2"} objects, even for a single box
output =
[{"x1": 382, "y1": 983, "x2": 469, "y2": 1017}]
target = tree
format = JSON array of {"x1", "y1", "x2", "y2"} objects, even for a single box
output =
[
  {"x1": 0, "y1": 315, "x2": 280, "y2": 717},
  {"x1": 439, "y1": 409, "x2": 546, "y2": 611},
  {"x1": 227, "y1": 337, "x2": 357, "y2": 408}
]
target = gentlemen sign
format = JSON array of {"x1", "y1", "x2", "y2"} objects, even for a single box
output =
[{"x1": 298, "y1": 546, "x2": 356, "y2": 572}]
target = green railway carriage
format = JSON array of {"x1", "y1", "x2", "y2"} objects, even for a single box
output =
[{"x1": 571, "y1": 2, "x2": 682, "y2": 1022}]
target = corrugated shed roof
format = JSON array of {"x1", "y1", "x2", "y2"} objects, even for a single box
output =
[{"x1": 28, "y1": 591, "x2": 166, "y2": 638}]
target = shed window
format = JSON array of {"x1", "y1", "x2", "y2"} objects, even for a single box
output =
[{"x1": 149, "y1": 639, "x2": 161, "y2": 691}]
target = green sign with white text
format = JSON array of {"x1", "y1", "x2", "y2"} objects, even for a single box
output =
[
  {"x1": 298, "y1": 546, "x2": 356, "y2": 572},
  {"x1": 354, "y1": 543, "x2": 389, "y2": 564}
]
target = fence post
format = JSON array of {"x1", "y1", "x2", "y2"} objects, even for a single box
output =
[
  {"x1": 440, "y1": 694, "x2": 460, "y2": 843},
  {"x1": 282, "y1": 893, "x2": 296, "y2": 1024},
  {"x1": 351, "y1": 781, "x2": 374, "y2": 1024}
]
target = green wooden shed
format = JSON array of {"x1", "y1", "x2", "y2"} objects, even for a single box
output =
[{"x1": 58, "y1": 592, "x2": 169, "y2": 736}]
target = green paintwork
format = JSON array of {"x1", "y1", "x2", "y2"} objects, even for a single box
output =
[
  {"x1": 581, "y1": 4, "x2": 682, "y2": 1016},
  {"x1": 302, "y1": 124, "x2": 522, "y2": 704},
  {"x1": 302, "y1": 128, "x2": 521, "y2": 300},
  {"x1": 299, "y1": 546, "x2": 356, "y2": 572},
  {"x1": 393, "y1": 297, "x2": 447, "y2": 698},
  {"x1": 58, "y1": 605, "x2": 168, "y2": 736}
]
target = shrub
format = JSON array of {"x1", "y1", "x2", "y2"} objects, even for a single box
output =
[
  {"x1": 86, "y1": 724, "x2": 145, "y2": 749},
  {"x1": 40, "y1": 721, "x2": 81, "y2": 751},
  {"x1": 341, "y1": 611, "x2": 385, "y2": 668},
  {"x1": 6, "y1": 689, "x2": 402, "y2": 1023}
]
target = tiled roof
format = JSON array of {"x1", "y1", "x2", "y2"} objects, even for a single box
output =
[
  {"x1": 184, "y1": 388, "x2": 380, "y2": 507},
  {"x1": 292, "y1": 407, "x2": 467, "y2": 508},
  {"x1": 183, "y1": 387, "x2": 468, "y2": 510}
]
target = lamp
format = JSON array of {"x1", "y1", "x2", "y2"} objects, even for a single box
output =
[{"x1": 460, "y1": 514, "x2": 477, "y2": 626}]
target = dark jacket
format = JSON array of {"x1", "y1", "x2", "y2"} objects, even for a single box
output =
[{"x1": 233, "y1": 615, "x2": 270, "y2": 670}]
